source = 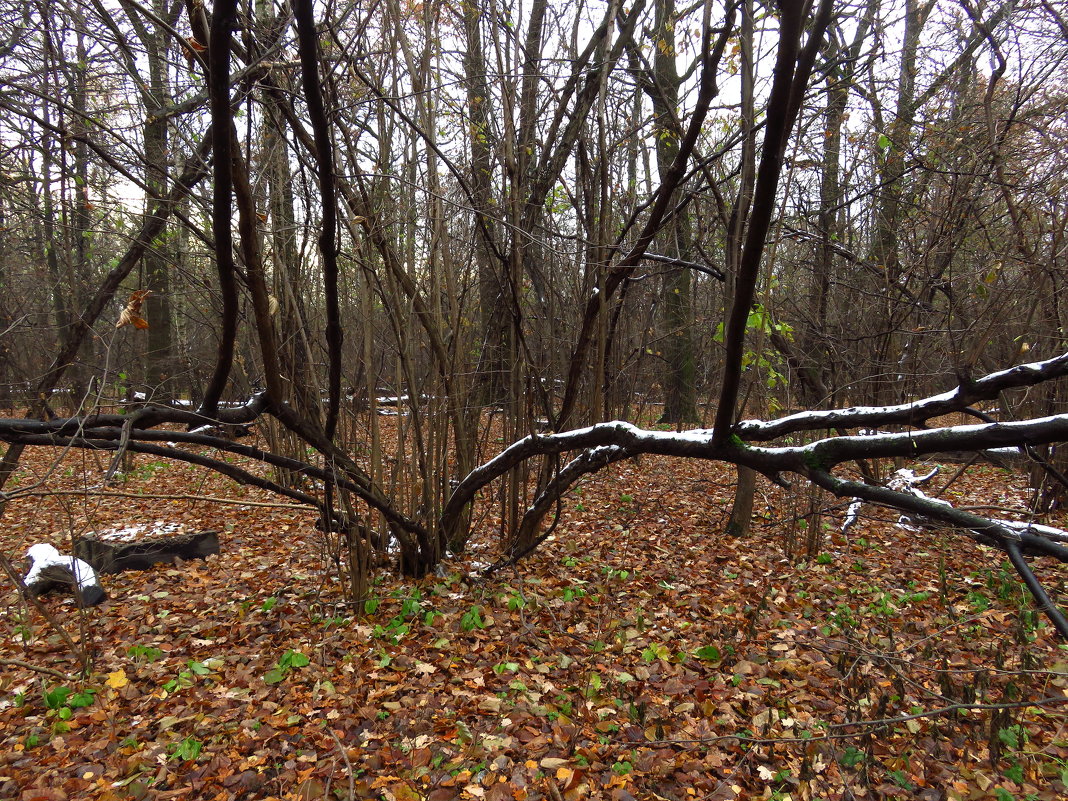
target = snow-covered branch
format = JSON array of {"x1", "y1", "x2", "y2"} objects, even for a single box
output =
[{"x1": 736, "y1": 351, "x2": 1068, "y2": 441}]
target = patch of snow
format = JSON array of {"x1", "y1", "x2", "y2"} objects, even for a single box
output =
[
  {"x1": 841, "y1": 499, "x2": 862, "y2": 533},
  {"x1": 997, "y1": 519, "x2": 1068, "y2": 543},
  {"x1": 888, "y1": 466, "x2": 939, "y2": 491},
  {"x1": 25, "y1": 543, "x2": 101, "y2": 594},
  {"x1": 93, "y1": 520, "x2": 187, "y2": 542}
]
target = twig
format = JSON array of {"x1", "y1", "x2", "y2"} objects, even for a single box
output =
[
  {"x1": 0, "y1": 552, "x2": 91, "y2": 674},
  {"x1": 8, "y1": 489, "x2": 317, "y2": 510},
  {"x1": 324, "y1": 724, "x2": 355, "y2": 801},
  {"x1": 622, "y1": 695, "x2": 1068, "y2": 747},
  {"x1": 0, "y1": 657, "x2": 71, "y2": 680}
]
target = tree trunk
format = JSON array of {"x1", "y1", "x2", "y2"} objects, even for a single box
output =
[
  {"x1": 650, "y1": 0, "x2": 698, "y2": 425},
  {"x1": 142, "y1": 2, "x2": 174, "y2": 398}
]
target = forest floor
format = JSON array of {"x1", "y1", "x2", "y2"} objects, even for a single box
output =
[{"x1": 1, "y1": 424, "x2": 1068, "y2": 801}]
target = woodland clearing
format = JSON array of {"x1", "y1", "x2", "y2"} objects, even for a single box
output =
[{"x1": 1, "y1": 422, "x2": 1067, "y2": 801}]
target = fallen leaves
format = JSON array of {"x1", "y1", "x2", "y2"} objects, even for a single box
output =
[{"x1": 1, "y1": 442, "x2": 1067, "y2": 799}]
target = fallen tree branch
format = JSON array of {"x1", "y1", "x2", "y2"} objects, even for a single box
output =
[{"x1": 0, "y1": 658, "x2": 72, "y2": 681}]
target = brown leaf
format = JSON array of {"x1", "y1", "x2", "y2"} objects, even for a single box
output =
[{"x1": 116, "y1": 290, "x2": 151, "y2": 329}]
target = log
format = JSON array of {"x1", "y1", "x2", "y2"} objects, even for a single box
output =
[
  {"x1": 74, "y1": 530, "x2": 219, "y2": 574},
  {"x1": 24, "y1": 544, "x2": 107, "y2": 606}
]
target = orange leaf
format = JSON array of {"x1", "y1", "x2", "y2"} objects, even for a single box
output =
[{"x1": 117, "y1": 290, "x2": 152, "y2": 329}]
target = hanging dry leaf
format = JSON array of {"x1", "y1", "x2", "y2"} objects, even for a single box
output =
[
  {"x1": 116, "y1": 289, "x2": 151, "y2": 330},
  {"x1": 268, "y1": 294, "x2": 280, "y2": 316}
]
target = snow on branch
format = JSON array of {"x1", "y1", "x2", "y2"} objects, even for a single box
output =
[
  {"x1": 736, "y1": 351, "x2": 1068, "y2": 441},
  {"x1": 745, "y1": 414, "x2": 1068, "y2": 474}
]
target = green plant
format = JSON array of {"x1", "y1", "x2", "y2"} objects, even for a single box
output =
[
  {"x1": 42, "y1": 685, "x2": 96, "y2": 719},
  {"x1": 264, "y1": 650, "x2": 310, "y2": 684},
  {"x1": 127, "y1": 644, "x2": 163, "y2": 662},
  {"x1": 42, "y1": 686, "x2": 72, "y2": 710},
  {"x1": 169, "y1": 737, "x2": 203, "y2": 762},
  {"x1": 460, "y1": 605, "x2": 486, "y2": 632},
  {"x1": 562, "y1": 586, "x2": 586, "y2": 602},
  {"x1": 163, "y1": 659, "x2": 217, "y2": 693},
  {"x1": 694, "y1": 645, "x2": 721, "y2": 662},
  {"x1": 840, "y1": 747, "x2": 865, "y2": 768},
  {"x1": 888, "y1": 769, "x2": 913, "y2": 790},
  {"x1": 998, "y1": 724, "x2": 1028, "y2": 750},
  {"x1": 640, "y1": 643, "x2": 669, "y2": 663}
]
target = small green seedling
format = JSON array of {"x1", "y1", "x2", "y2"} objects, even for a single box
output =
[{"x1": 264, "y1": 650, "x2": 310, "y2": 684}]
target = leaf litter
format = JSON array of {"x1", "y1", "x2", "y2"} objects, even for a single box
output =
[{"x1": 0, "y1": 440, "x2": 1066, "y2": 800}]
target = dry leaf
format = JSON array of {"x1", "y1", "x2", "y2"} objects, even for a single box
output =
[
  {"x1": 106, "y1": 669, "x2": 129, "y2": 689},
  {"x1": 116, "y1": 289, "x2": 151, "y2": 330}
]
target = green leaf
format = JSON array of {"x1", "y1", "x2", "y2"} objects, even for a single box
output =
[
  {"x1": 170, "y1": 737, "x2": 202, "y2": 761},
  {"x1": 877, "y1": 133, "x2": 891, "y2": 151},
  {"x1": 43, "y1": 686, "x2": 71, "y2": 710},
  {"x1": 287, "y1": 651, "x2": 310, "y2": 668},
  {"x1": 460, "y1": 605, "x2": 485, "y2": 632},
  {"x1": 263, "y1": 668, "x2": 285, "y2": 685},
  {"x1": 694, "y1": 645, "x2": 721, "y2": 662},
  {"x1": 997, "y1": 726, "x2": 1020, "y2": 750},
  {"x1": 840, "y1": 746, "x2": 865, "y2": 768},
  {"x1": 69, "y1": 689, "x2": 96, "y2": 708},
  {"x1": 889, "y1": 769, "x2": 913, "y2": 790}
]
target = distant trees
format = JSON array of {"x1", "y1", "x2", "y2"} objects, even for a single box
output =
[{"x1": 2, "y1": 0, "x2": 1068, "y2": 632}]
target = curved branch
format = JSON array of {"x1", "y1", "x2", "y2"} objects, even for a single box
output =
[
  {"x1": 712, "y1": 0, "x2": 834, "y2": 440},
  {"x1": 556, "y1": 7, "x2": 735, "y2": 428},
  {"x1": 1004, "y1": 540, "x2": 1068, "y2": 639},
  {"x1": 807, "y1": 469, "x2": 1068, "y2": 636}
]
